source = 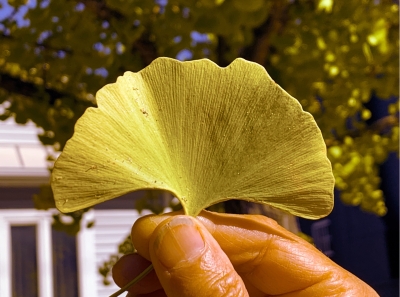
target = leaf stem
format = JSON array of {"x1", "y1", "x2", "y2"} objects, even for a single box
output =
[{"x1": 109, "y1": 263, "x2": 154, "y2": 297}]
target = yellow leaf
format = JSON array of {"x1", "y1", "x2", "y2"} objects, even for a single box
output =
[
  {"x1": 52, "y1": 58, "x2": 334, "y2": 219},
  {"x1": 367, "y1": 18, "x2": 389, "y2": 54},
  {"x1": 317, "y1": 0, "x2": 334, "y2": 13}
]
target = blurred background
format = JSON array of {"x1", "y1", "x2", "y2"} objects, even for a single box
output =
[{"x1": 0, "y1": 0, "x2": 398, "y2": 296}]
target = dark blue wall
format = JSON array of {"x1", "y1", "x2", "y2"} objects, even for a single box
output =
[
  {"x1": 300, "y1": 188, "x2": 398, "y2": 297},
  {"x1": 300, "y1": 93, "x2": 399, "y2": 296}
]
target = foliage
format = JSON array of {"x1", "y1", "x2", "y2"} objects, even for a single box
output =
[
  {"x1": 99, "y1": 234, "x2": 135, "y2": 285},
  {"x1": 0, "y1": 1, "x2": 398, "y2": 224}
]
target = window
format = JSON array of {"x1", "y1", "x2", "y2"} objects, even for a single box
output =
[
  {"x1": 0, "y1": 210, "x2": 53, "y2": 297},
  {"x1": 52, "y1": 228, "x2": 79, "y2": 297},
  {"x1": 11, "y1": 225, "x2": 39, "y2": 297},
  {"x1": 0, "y1": 210, "x2": 79, "y2": 297},
  {"x1": 0, "y1": 208, "x2": 143, "y2": 297}
]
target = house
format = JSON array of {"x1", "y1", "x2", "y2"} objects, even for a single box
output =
[{"x1": 0, "y1": 117, "x2": 147, "y2": 297}]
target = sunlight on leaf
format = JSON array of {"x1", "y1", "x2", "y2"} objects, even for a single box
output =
[
  {"x1": 317, "y1": 0, "x2": 334, "y2": 13},
  {"x1": 51, "y1": 58, "x2": 334, "y2": 219}
]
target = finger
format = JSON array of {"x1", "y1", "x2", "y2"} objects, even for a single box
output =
[
  {"x1": 197, "y1": 212, "x2": 378, "y2": 296},
  {"x1": 131, "y1": 210, "x2": 294, "y2": 263},
  {"x1": 112, "y1": 253, "x2": 162, "y2": 296},
  {"x1": 199, "y1": 211, "x2": 333, "y2": 295},
  {"x1": 132, "y1": 211, "x2": 378, "y2": 296},
  {"x1": 131, "y1": 210, "x2": 184, "y2": 260},
  {"x1": 148, "y1": 215, "x2": 249, "y2": 297},
  {"x1": 132, "y1": 211, "x2": 300, "y2": 295},
  {"x1": 132, "y1": 290, "x2": 166, "y2": 297}
]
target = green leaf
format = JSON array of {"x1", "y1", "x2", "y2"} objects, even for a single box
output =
[{"x1": 51, "y1": 57, "x2": 334, "y2": 219}]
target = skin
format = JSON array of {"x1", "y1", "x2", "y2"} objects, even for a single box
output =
[{"x1": 112, "y1": 210, "x2": 378, "y2": 297}]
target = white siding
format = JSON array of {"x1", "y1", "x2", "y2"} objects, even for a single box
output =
[{"x1": 91, "y1": 210, "x2": 145, "y2": 297}]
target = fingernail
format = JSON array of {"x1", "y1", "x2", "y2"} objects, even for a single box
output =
[{"x1": 154, "y1": 216, "x2": 205, "y2": 268}]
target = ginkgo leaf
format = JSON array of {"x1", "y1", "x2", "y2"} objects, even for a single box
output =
[{"x1": 51, "y1": 57, "x2": 334, "y2": 219}]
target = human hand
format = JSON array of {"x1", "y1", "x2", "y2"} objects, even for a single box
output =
[{"x1": 112, "y1": 211, "x2": 378, "y2": 297}]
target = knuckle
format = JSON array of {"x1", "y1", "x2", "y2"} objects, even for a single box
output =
[{"x1": 202, "y1": 267, "x2": 247, "y2": 297}]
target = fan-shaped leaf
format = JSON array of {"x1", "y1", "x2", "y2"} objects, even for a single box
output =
[{"x1": 52, "y1": 58, "x2": 334, "y2": 218}]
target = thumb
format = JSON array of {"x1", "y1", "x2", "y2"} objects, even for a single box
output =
[{"x1": 148, "y1": 215, "x2": 249, "y2": 297}]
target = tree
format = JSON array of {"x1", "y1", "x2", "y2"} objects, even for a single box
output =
[{"x1": 0, "y1": 0, "x2": 398, "y2": 228}]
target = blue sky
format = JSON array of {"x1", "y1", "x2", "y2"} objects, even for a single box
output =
[{"x1": 0, "y1": 0, "x2": 35, "y2": 27}]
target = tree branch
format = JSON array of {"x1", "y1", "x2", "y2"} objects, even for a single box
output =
[
  {"x1": 325, "y1": 115, "x2": 399, "y2": 147},
  {"x1": 241, "y1": 1, "x2": 289, "y2": 65},
  {"x1": 0, "y1": 33, "x2": 74, "y2": 56},
  {"x1": 216, "y1": 36, "x2": 230, "y2": 67},
  {"x1": 369, "y1": 115, "x2": 399, "y2": 134},
  {"x1": 71, "y1": 0, "x2": 125, "y2": 20},
  {"x1": 131, "y1": 32, "x2": 159, "y2": 67},
  {"x1": 0, "y1": 71, "x2": 92, "y2": 107}
]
